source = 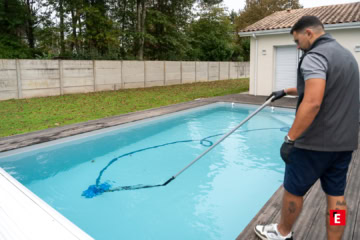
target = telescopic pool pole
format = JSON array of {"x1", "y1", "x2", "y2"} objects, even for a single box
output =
[{"x1": 161, "y1": 96, "x2": 275, "y2": 186}]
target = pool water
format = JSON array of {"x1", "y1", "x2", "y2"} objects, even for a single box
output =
[{"x1": 0, "y1": 103, "x2": 295, "y2": 240}]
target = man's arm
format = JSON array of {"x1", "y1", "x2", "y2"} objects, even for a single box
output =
[
  {"x1": 287, "y1": 78, "x2": 326, "y2": 140},
  {"x1": 284, "y1": 88, "x2": 298, "y2": 96}
]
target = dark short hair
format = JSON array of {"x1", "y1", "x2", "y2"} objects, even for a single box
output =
[{"x1": 290, "y1": 16, "x2": 324, "y2": 34}]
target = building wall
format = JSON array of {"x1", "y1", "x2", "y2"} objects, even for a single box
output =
[
  {"x1": 249, "y1": 28, "x2": 360, "y2": 96},
  {"x1": 0, "y1": 60, "x2": 249, "y2": 101}
]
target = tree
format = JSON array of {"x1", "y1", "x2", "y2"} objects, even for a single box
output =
[
  {"x1": 0, "y1": 0, "x2": 32, "y2": 58},
  {"x1": 67, "y1": 0, "x2": 82, "y2": 55},
  {"x1": 143, "y1": 0, "x2": 195, "y2": 60},
  {"x1": 186, "y1": 6, "x2": 234, "y2": 61},
  {"x1": 22, "y1": 0, "x2": 46, "y2": 56},
  {"x1": 80, "y1": 0, "x2": 119, "y2": 59},
  {"x1": 2, "y1": 0, "x2": 254, "y2": 61}
]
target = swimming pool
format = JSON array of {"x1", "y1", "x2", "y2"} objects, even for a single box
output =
[{"x1": 0, "y1": 102, "x2": 295, "y2": 240}]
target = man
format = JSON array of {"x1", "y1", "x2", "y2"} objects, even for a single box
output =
[{"x1": 254, "y1": 16, "x2": 359, "y2": 240}]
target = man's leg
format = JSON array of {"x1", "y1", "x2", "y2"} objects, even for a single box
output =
[
  {"x1": 326, "y1": 195, "x2": 347, "y2": 240},
  {"x1": 277, "y1": 189, "x2": 304, "y2": 236}
]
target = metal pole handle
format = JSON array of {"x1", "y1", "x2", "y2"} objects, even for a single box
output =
[{"x1": 163, "y1": 96, "x2": 274, "y2": 185}]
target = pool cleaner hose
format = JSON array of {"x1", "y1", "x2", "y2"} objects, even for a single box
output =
[{"x1": 82, "y1": 96, "x2": 275, "y2": 198}]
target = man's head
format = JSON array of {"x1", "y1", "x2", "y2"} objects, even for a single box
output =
[{"x1": 290, "y1": 16, "x2": 325, "y2": 51}]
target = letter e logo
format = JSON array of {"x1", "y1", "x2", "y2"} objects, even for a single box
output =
[{"x1": 329, "y1": 210, "x2": 346, "y2": 225}]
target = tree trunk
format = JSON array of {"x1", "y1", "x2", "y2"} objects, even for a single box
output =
[
  {"x1": 120, "y1": 0, "x2": 127, "y2": 57},
  {"x1": 26, "y1": 0, "x2": 35, "y2": 50},
  {"x1": 70, "y1": 8, "x2": 79, "y2": 54},
  {"x1": 78, "y1": 16, "x2": 83, "y2": 53},
  {"x1": 136, "y1": 0, "x2": 146, "y2": 60},
  {"x1": 139, "y1": 0, "x2": 146, "y2": 60},
  {"x1": 121, "y1": 0, "x2": 127, "y2": 33},
  {"x1": 84, "y1": 0, "x2": 92, "y2": 51},
  {"x1": 4, "y1": 0, "x2": 8, "y2": 11},
  {"x1": 59, "y1": 0, "x2": 65, "y2": 56}
]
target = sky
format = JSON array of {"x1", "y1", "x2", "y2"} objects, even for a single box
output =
[{"x1": 222, "y1": 0, "x2": 359, "y2": 12}]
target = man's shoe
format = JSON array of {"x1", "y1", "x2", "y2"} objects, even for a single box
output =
[{"x1": 254, "y1": 223, "x2": 293, "y2": 240}]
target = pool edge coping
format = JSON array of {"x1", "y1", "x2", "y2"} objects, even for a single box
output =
[{"x1": 0, "y1": 168, "x2": 94, "y2": 240}]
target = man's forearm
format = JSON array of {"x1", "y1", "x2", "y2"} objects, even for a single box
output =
[
  {"x1": 288, "y1": 100, "x2": 321, "y2": 140},
  {"x1": 285, "y1": 88, "x2": 298, "y2": 96}
]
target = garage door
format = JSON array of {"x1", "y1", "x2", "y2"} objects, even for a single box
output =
[{"x1": 275, "y1": 46, "x2": 299, "y2": 91}]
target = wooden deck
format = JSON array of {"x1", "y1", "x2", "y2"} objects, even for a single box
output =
[{"x1": 236, "y1": 133, "x2": 360, "y2": 240}]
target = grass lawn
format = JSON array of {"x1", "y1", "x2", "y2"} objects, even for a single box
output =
[{"x1": 0, "y1": 78, "x2": 248, "y2": 138}]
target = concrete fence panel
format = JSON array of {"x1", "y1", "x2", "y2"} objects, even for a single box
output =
[
  {"x1": 219, "y1": 62, "x2": 230, "y2": 80},
  {"x1": 95, "y1": 60, "x2": 122, "y2": 91},
  {"x1": 146, "y1": 61, "x2": 164, "y2": 87},
  {"x1": 239, "y1": 62, "x2": 250, "y2": 78},
  {"x1": 0, "y1": 60, "x2": 18, "y2": 100},
  {"x1": 196, "y1": 62, "x2": 208, "y2": 82},
  {"x1": 165, "y1": 61, "x2": 181, "y2": 85},
  {"x1": 209, "y1": 62, "x2": 219, "y2": 81},
  {"x1": 181, "y1": 62, "x2": 196, "y2": 84},
  {"x1": 62, "y1": 60, "x2": 94, "y2": 94},
  {"x1": 20, "y1": 60, "x2": 60, "y2": 98},
  {"x1": 0, "y1": 59, "x2": 249, "y2": 101},
  {"x1": 229, "y1": 62, "x2": 239, "y2": 79},
  {"x1": 122, "y1": 61, "x2": 145, "y2": 89}
]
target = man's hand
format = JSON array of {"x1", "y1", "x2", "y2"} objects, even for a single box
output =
[
  {"x1": 266, "y1": 89, "x2": 286, "y2": 102},
  {"x1": 280, "y1": 136, "x2": 295, "y2": 164}
]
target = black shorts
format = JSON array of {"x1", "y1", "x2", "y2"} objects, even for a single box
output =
[{"x1": 284, "y1": 147, "x2": 353, "y2": 197}]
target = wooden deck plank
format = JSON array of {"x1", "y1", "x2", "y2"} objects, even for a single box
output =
[
  {"x1": 344, "y1": 148, "x2": 360, "y2": 240},
  {"x1": 331, "y1": 149, "x2": 360, "y2": 240},
  {"x1": 352, "y1": 199, "x2": 360, "y2": 240},
  {"x1": 299, "y1": 149, "x2": 360, "y2": 240}
]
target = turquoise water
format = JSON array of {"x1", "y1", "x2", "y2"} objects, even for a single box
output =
[{"x1": 0, "y1": 103, "x2": 295, "y2": 240}]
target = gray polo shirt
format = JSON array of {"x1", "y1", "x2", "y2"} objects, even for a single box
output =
[{"x1": 301, "y1": 53, "x2": 328, "y2": 81}]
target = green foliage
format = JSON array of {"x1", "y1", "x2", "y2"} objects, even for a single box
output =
[
  {"x1": 186, "y1": 7, "x2": 234, "y2": 61},
  {"x1": 145, "y1": 7, "x2": 190, "y2": 60},
  {"x1": 0, "y1": 36, "x2": 32, "y2": 59},
  {"x1": 0, "y1": 0, "x2": 33, "y2": 58},
  {"x1": 0, "y1": 0, "x2": 258, "y2": 61}
]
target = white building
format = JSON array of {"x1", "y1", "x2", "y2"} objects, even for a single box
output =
[{"x1": 239, "y1": 2, "x2": 360, "y2": 96}]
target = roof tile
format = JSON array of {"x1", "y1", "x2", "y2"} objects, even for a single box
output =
[{"x1": 241, "y1": 2, "x2": 360, "y2": 32}]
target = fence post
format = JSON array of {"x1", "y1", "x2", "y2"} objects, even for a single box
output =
[
  {"x1": 237, "y1": 62, "x2": 240, "y2": 79},
  {"x1": 195, "y1": 61, "x2": 197, "y2": 82},
  {"x1": 218, "y1": 62, "x2": 220, "y2": 81},
  {"x1": 120, "y1": 61, "x2": 124, "y2": 89},
  {"x1": 180, "y1": 61, "x2": 183, "y2": 84},
  {"x1": 15, "y1": 59, "x2": 22, "y2": 99},
  {"x1": 144, "y1": 61, "x2": 147, "y2": 87},
  {"x1": 93, "y1": 60, "x2": 96, "y2": 92},
  {"x1": 59, "y1": 60, "x2": 63, "y2": 95},
  {"x1": 228, "y1": 62, "x2": 231, "y2": 80},
  {"x1": 207, "y1": 62, "x2": 209, "y2": 81},
  {"x1": 163, "y1": 61, "x2": 166, "y2": 86}
]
